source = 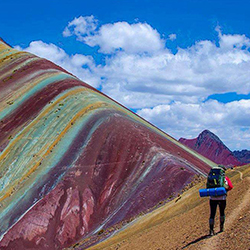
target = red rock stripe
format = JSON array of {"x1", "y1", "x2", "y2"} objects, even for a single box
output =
[{"x1": 0, "y1": 58, "x2": 72, "y2": 93}]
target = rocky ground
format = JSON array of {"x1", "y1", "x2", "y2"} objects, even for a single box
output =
[{"x1": 86, "y1": 165, "x2": 250, "y2": 250}]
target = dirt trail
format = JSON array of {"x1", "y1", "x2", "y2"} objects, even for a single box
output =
[
  {"x1": 232, "y1": 169, "x2": 243, "y2": 180},
  {"x1": 202, "y1": 176, "x2": 250, "y2": 250},
  {"x1": 85, "y1": 166, "x2": 250, "y2": 250}
]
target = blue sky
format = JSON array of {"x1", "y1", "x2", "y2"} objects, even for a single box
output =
[
  {"x1": 2, "y1": 0, "x2": 249, "y2": 51},
  {"x1": 1, "y1": 0, "x2": 250, "y2": 150}
]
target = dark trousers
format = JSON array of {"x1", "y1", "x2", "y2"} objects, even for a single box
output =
[{"x1": 209, "y1": 199, "x2": 226, "y2": 219}]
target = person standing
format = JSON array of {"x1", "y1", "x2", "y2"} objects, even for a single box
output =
[{"x1": 208, "y1": 167, "x2": 233, "y2": 236}]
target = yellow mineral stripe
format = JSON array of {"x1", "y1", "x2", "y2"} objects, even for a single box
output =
[
  {"x1": 0, "y1": 51, "x2": 27, "y2": 65},
  {"x1": 0, "y1": 51, "x2": 32, "y2": 66}
]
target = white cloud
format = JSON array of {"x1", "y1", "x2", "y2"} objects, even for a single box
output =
[
  {"x1": 63, "y1": 15, "x2": 98, "y2": 39},
  {"x1": 137, "y1": 100, "x2": 250, "y2": 150},
  {"x1": 216, "y1": 25, "x2": 250, "y2": 51},
  {"x1": 168, "y1": 33, "x2": 177, "y2": 41},
  {"x1": 64, "y1": 16, "x2": 165, "y2": 54},
  {"x1": 84, "y1": 22, "x2": 165, "y2": 54},
  {"x1": 96, "y1": 36, "x2": 250, "y2": 108},
  {"x1": 16, "y1": 41, "x2": 100, "y2": 88}
]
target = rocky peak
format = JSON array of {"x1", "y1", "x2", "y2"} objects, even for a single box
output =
[
  {"x1": 195, "y1": 130, "x2": 228, "y2": 150},
  {"x1": 179, "y1": 130, "x2": 242, "y2": 166}
]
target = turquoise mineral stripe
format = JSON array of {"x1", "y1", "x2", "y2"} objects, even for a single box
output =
[
  {"x1": 0, "y1": 107, "x2": 111, "y2": 237},
  {"x1": 0, "y1": 72, "x2": 76, "y2": 120}
]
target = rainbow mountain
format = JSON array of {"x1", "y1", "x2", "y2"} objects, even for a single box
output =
[{"x1": 0, "y1": 39, "x2": 215, "y2": 249}]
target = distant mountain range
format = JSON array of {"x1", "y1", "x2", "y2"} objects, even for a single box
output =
[
  {"x1": 179, "y1": 130, "x2": 250, "y2": 166},
  {"x1": 233, "y1": 149, "x2": 250, "y2": 164}
]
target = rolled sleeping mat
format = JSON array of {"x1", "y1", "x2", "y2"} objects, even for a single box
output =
[{"x1": 199, "y1": 187, "x2": 227, "y2": 197}]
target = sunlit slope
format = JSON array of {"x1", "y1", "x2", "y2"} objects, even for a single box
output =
[
  {"x1": 88, "y1": 165, "x2": 250, "y2": 250},
  {"x1": 0, "y1": 40, "x2": 215, "y2": 250}
]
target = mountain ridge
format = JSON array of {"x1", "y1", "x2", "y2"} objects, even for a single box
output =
[
  {"x1": 233, "y1": 149, "x2": 250, "y2": 163},
  {"x1": 179, "y1": 130, "x2": 250, "y2": 166}
]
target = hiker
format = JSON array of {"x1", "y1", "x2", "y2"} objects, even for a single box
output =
[{"x1": 208, "y1": 166, "x2": 233, "y2": 236}]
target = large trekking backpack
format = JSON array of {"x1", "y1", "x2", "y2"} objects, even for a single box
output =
[{"x1": 206, "y1": 167, "x2": 225, "y2": 188}]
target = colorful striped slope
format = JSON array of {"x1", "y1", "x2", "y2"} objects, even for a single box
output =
[{"x1": 0, "y1": 39, "x2": 215, "y2": 250}]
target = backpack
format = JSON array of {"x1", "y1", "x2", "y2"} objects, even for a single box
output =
[{"x1": 206, "y1": 168, "x2": 225, "y2": 188}]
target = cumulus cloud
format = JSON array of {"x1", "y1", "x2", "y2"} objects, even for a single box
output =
[
  {"x1": 97, "y1": 36, "x2": 250, "y2": 108},
  {"x1": 84, "y1": 22, "x2": 165, "y2": 54},
  {"x1": 61, "y1": 18, "x2": 250, "y2": 108},
  {"x1": 64, "y1": 16, "x2": 165, "y2": 54},
  {"x1": 63, "y1": 15, "x2": 98, "y2": 39},
  {"x1": 216, "y1": 25, "x2": 250, "y2": 51}
]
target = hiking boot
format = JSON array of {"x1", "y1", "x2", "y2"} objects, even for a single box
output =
[
  {"x1": 209, "y1": 229, "x2": 215, "y2": 236},
  {"x1": 220, "y1": 216, "x2": 225, "y2": 232},
  {"x1": 209, "y1": 218, "x2": 215, "y2": 236}
]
